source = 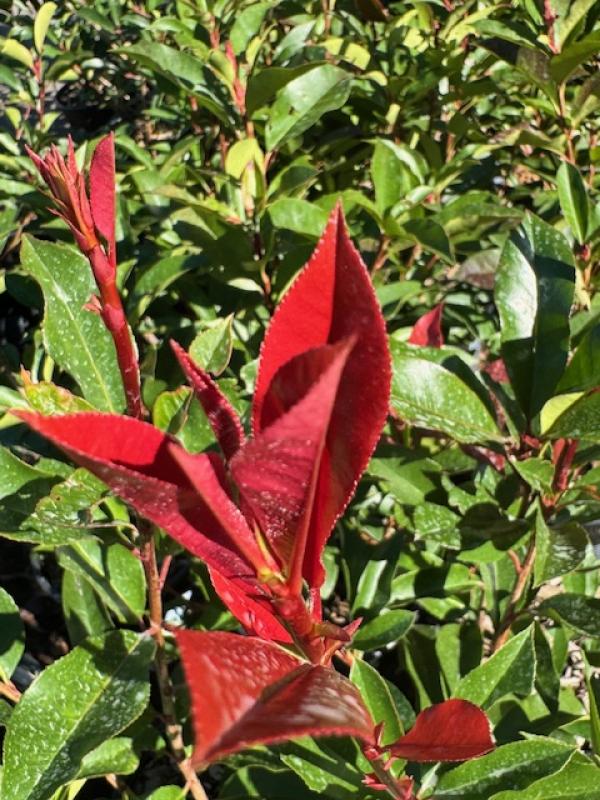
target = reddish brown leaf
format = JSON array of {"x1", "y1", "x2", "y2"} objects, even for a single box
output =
[
  {"x1": 389, "y1": 699, "x2": 494, "y2": 762},
  {"x1": 209, "y1": 569, "x2": 292, "y2": 642},
  {"x1": 172, "y1": 340, "x2": 245, "y2": 461},
  {"x1": 231, "y1": 339, "x2": 353, "y2": 590},
  {"x1": 89, "y1": 133, "x2": 116, "y2": 262},
  {"x1": 408, "y1": 304, "x2": 444, "y2": 348},
  {"x1": 15, "y1": 412, "x2": 255, "y2": 581},
  {"x1": 176, "y1": 630, "x2": 374, "y2": 765},
  {"x1": 252, "y1": 205, "x2": 391, "y2": 590}
]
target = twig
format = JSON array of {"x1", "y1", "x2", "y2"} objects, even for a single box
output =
[{"x1": 491, "y1": 537, "x2": 536, "y2": 653}]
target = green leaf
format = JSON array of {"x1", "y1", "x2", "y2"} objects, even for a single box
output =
[
  {"x1": 556, "y1": 324, "x2": 600, "y2": 394},
  {"x1": 62, "y1": 570, "x2": 113, "y2": 645},
  {"x1": 0, "y1": 447, "x2": 46, "y2": 502},
  {"x1": 352, "y1": 610, "x2": 415, "y2": 651},
  {"x1": 57, "y1": 539, "x2": 146, "y2": 624},
  {"x1": 280, "y1": 737, "x2": 363, "y2": 797},
  {"x1": 542, "y1": 390, "x2": 600, "y2": 441},
  {"x1": 1, "y1": 39, "x2": 34, "y2": 69},
  {"x1": 144, "y1": 789, "x2": 186, "y2": 800},
  {"x1": 76, "y1": 737, "x2": 138, "y2": 779},
  {"x1": 229, "y1": 2, "x2": 270, "y2": 54},
  {"x1": 350, "y1": 659, "x2": 404, "y2": 745},
  {"x1": 490, "y1": 761, "x2": 600, "y2": 800},
  {"x1": 265, "y1": 65, "x2": 351, "y2": 150},
  {"x1": 557, "y1": 162, "x2": 589, "y2": 244},
  {"x1": 189, "y1": 316, "x2": 234, "y2": 376},
  {"x1": 550, "y1": 32, "x2": 600, "y2": 83},
  {"x1": 267, "y1": 198, "x2": 330, "y2": 237},
  {"x1": 455, "y1": 626, "x2": 535, "y2": 707},
  {"x1": 392, "y1": 565, "x2": 478, "y2": 602},
  {"x1": 534, "y1": 511, "x2": 589, "y2": 584},
  {"x1": 21, "y1": 237, "x2": 125, "y2": 412},
  {"x1": 371, "y1": 140, "x2": 425, "y2": 215},
  {"x1": 538, "y1": 593, "x2": 600, "y2": 637},
  {"x1": 2, "y1": 630, "x2": 154, "y2": 800},
  {"x1": 587, "y1": 671, "x2": 600, "y2": 758},
  {"x1": 390, "y1": 343, "x2": 502, "y2": 444},
  {"x1": 34, "y1": 2, "x2": 57, "y2": 54},
  {"x1": 511, "y1": 457, "x2": 555, "y2": 494},
  {"x1": 435, "y1": 738, "x2": 576, "y2": 799},
  {"x1": 0, "y1": 587, "x2": 24, "y2": 682},
  {"x1": 403, "y1": 218, "x2": 453, "y2": 263},
  {"x1": 555, "y1": 0, "x2": 598, "y2": 47},
  {"x1": 246, "y1": 64, "x2": 316, "y2": 117},
  {"x1": 495, "y1": 214, "x2": 575, "y2": 421}
]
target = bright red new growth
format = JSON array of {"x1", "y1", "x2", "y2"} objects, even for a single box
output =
[
  {"x1": 176, "y1": 630, "x2": 374, "y2": 766},
  {"x1": 253, "y1": 204, "x2": 391, "y2": 591},
  {"x1": 390, "y1": 699, "x2": 495, "y2": 762},
  {"x1": 408, "y1": 303, "x2": 444, "y2": 348},
  {"x1": 89, "y1": 132, "x2": 116, "y2": 266}
]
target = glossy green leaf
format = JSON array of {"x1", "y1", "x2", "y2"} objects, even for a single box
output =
[
  {"x1": 351, "y1": 658, "x2": 403, "y2": 745},
  {"x1": 189, "y1": 316, "x2": 233, "y2": 376},
  {"x1": 435, "y1": 738, "x2": 576, "y2": 799},
  {"x1": 550, "y1": 32, "x2": 600, "y2": 83},
  {"x1": 0, "y1": 447, "x2": 46, "y2": 502},
  {"x1": 352, "y1": 609, "x2": 415, "y2": 651},
  {"x1": 534, "y1": 512, "x2": 589, "y2": 584},
  {"x1": 34, "y1": 2, "x2": 57, "y2": 54},
  {"x1": 21, "y1": 237, "x2": 125, "y2": 412},
  {"x1": 511, "y1": 457, "x2": 555, "y2": 494},
  {"x1": 391, "y1": 343, "x2": 501, "y2": 444},
  {"x1": 77, "y1": 737, "x2": 138, "y2": 779},
  {"x1": 280, "y1": 738, "x2": 363, "y2": 797},
  {"x1": 455, "y1": 626, "x2": 535, "y2": 707},
  {"x1": 57, "y1": 539, "x2": 145, "y2": 624},
  {"x1": 265, "y1": 65, "x2": 351, "y2": 150},
  {"x1": 267, "y1": 198, "x2": 329, "y2": 236},
  {"x1": 556, "y1": 324, "x2": 600, "y2": 394},
  {"x1": 495, "y1": 214, "x2": 575, "y2": 421},
  {"x1": 490, "y1": 761, "x2": 600, "y2": 800},
  {"x1": 557, "y1": 162, "x2": 589, "y2": 244},
  {"x1": 542, "y1": 390, "x2": 600, "y2": 441},
  {"x1": 1, "y1": 39, "x2": 34, "y2": 69},
  {"x1": 62, "y1": 570, "x2": 113, "y2": 645},
  {"x1": 538, "y1": 593, "x2": 600, "y2": 637},
  {"x1": 403, "y1": 218, "x2": 453, "y2": 263},
  {"x1": 229, "y1": 2, "x2": 270, "y2": 54},
  {"x1": 0, "y1": 587, "x2": 24, "y2": 682},
  {"x1": 2, "y1": 630, "x2": 154, "y2": 800}
]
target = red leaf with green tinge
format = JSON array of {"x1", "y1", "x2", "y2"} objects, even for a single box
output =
[
  {"x1": 231, "y1": 339, "x2": 353, "y2": 589},
  {"x1": 408, "y1": 304, "x2": 444, "y2": 348},
  {"x1": 176, "y1": 630, "x2": 374, "y2": 765},
  {"x1": 252, "y1": 205, "x2": 391, "y2": 591},
  {"x1": 14, "y1": 411, "x2": 255, "y2": 581},
  {"x1": 89, "y1": 133, "x2": 116, "y2": 263},
  {"x1": 172, "y1": 340, "x2": 245, "y2": 461},
  {"x1": 389, "y1": 699, "x2": 494, "y2": 762}
]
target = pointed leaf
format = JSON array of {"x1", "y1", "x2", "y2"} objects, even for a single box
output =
[
  {"x1": 408, "y1": 304, "x2": 444, "y2": 348},
  {"x1": 557, "y1": 162, "x2": 589, "y2": 244},
  {"x1": 15, "y1": 411, "x2": 253, "y2": 580},
  {"x1": 253, "y1": 206, "x2": 391, "y2": 589},
  {"x1": 21, "y1": 237, "x2": 125, "y2": 412},
  {"x1": 1, "y1": 630, "x2": 154, "y2": 800},
  {"x1": 176, "y1": 630, "x2": 374, "y2": 766},
  {"x1": 172, "y1": 341, "x2": 245, "y2": 461},
  {"x1": 33, "y1": 2, "x2": 57, "y2": 54},
  {"x1": 390, "y1": 699, "x2": 494, "y2": 762},
  {"x1": 0, "y1": 587, "x2": 24, "y2": 682},
  {"x1": 89, "y1": 133, "x2": 116, "y2": 257},
  {"x1": 232, "y1": 339, "x2": 352, "y2": 588}
]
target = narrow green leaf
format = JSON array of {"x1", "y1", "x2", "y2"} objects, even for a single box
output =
[
  {"x1": 0, "y1": 587, "x2": 24, "y2": 682},
  {"x1": 435, "y1": 738, "x2": 575, "y2": 799},
  {"x1": 62, "y1": 570, "x2": 113, "y2": 645},
  {"x1": 534, "y1": 511, "x2": 589, "y2": 585},
  {"x1": 586, "y1": 672, "x2": 600, "y2": 757},
  {"x1": 34, "y1": 2, "x2": 57, "y2": 54},
  {"x1": 352, "y1": 610, "x2": 415, "y2": 651},
  {"x1": 2, "y1": 630, "x2": 155, "y2": 800},
  {"x1": 1, "y1": 39, "x2": 34, "y2": 69},
  {"x1": 57, "y1": 539, "x2": 145, "y2": 624},
  {"x1": 189, "y1": 316, "x2": 234, "y2": 376},
  {"x1": 556, "y1": 324, "x2": 600, "y2": 394},
  {"x1": 557, "y1": 162, "x2": 589, "y2": 244},
  {"x1": 351, "y1": 658, "x2": 404, "y2": 744},
  {"x1": 455, "y1": 626, "x2": 535, "y2": 707},
  {"x1": 495, "y1": 214, "x2": 575, "y2": 421},
  {"x1": 21, "y1": 237, "x2": 125, "y2": 412},
  {"x1": 229, "y1": 2, "x2": 270, "y2": 54}
]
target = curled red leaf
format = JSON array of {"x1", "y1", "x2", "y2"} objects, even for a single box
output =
[{"x1": 408, "y1": 303, "x2": 444, "y2": 348}]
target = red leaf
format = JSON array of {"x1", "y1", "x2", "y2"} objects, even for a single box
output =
[
  {"x1": 485, "y1": 358, "x2": 509, "y2": 384},
  {"x1": 176, "y1": 630, "x2": 374, "y2": 765},
  {"x1": 172, "y1": 341, "x2": 245, "y2": 461},
  {"x1": 209, "y1": 569, "x2": 292, "y2": 642},
  {"x1": 389, "y1": 699, "x2": 494, "y2": 762},
  {"x1": 15, "y1": 411, "x2": 255, "y2": 581},
  {"x1": 231, "y1": 339, "x2": 353, "y2": 590},
  {"x1": 252, "y1": 205, "x2": 391, "y2": 590},
  {"x1": 89, "y1": 133, "x2": 116, "y2": 263},
  {"x1": 408, "y1": 304, "x2": 444, "y2": 348}
]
